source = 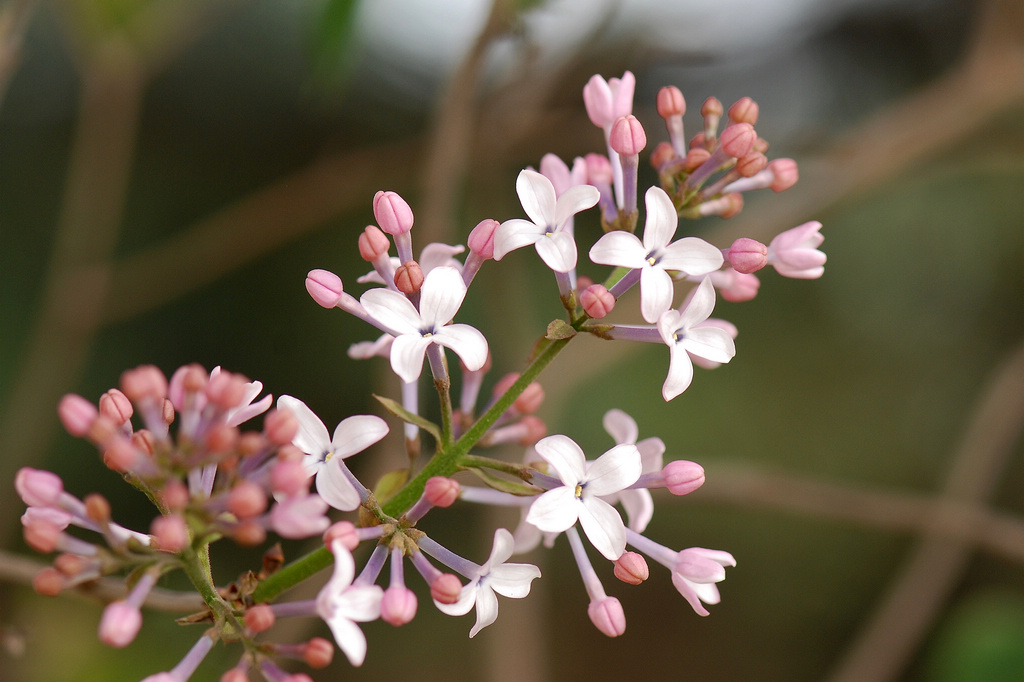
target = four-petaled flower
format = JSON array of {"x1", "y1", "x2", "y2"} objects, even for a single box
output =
[
  {"x1": 277, "y1": 395, "x2": 388, "y2": 511},
  {"x1": 435, "y1": 528, "x2": 542, "y2": 637},
  {"x1": 526, "y1": 434, "x2": 642, "y2": 560},
  {"x1": 768, "y1": 220, "x2": 826, "y2": 279},
  {"x1": 493, "y1": 169, "x2": 599, "y2": 273},
  {"x1": 317, "y1": 540, "x2": 384, "y2": 666},
  {"x1": 657, "y1": 277, "x2": 736, "y2": 401},
  {"x1": 360, "y1": 266, "x2": 488, "y2": 383},
  {"x1": 590, "y1": 186, "x2": 723, "y2": 322},
  {"x1": 671, "y1": 547, "x2": 737, "y2": 617}
]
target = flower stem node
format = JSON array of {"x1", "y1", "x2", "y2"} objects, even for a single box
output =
[
  {"x1": 587, "y1": 596, "x2": 626, "y2": 637},
  {"x1": 613, "y1": 551, "x2": 650, "y2": 585},
  {"x1": 662, "y1": 460, "x2": 706, "y2": 495}
]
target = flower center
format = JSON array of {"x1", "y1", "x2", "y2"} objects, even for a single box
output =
[{"x1": 574, "y1": 483, "x2": 583, "y2": 498}]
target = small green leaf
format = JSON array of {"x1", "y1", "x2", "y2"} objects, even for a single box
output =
[
  {"x1": 374, "y1": 394, "x2": 442, "y2": 444},
  {"x1": 545, "y1": 319, "x2": 576, "y2": 340},
  {"x1": 374, "y1": 468, "x2": 410, "y2": 504},
  {"x1": 464, "y1": 467, "x2": 542, "y2": 496}
]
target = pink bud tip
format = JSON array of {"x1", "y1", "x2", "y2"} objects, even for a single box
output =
[
  {"x1": 656, "y1": 86, "x2": 686, "y2": 118},
  {"x1": 151, "y1": 514, "x2": 190, "y2": 552},
  {"x1": 373, "y1": 190, "x2": 414, "y2": 235},
  {"x1": 381, "y1": 586, "x2": 418, "y2": 626},
  {"x1": 701, "y1": 97, "x2": 723, "y2": 118},
  {"x1": 736, "y1": 151, "x2": 767, "y2": 177},
  {"x1": 85, "y1": 493, "x2": 111, "y2": 523},
  {"x1": 119, "y1": 365, "x2": 168, "y2": 403},
  {"x1": 663, "y1": 460, "x2": 705, "y2": 495},
  {"x1": 263, "y1": 409, "x2": 298, "y2": 446},
  {"x1": 587, "y1": 597, "x2": 626, "y2": 637},
  {"x1": 728, "y1": 96, "x2": 759, "y2": 125},
  {"x1": 430, "y1": 573, "x2": 462, "y2": 605},
  {"x1": 98, "y1": 600, "x2": 143, "y2": 648},
  {"x1": 650, "y1": 142, "x2": 676, "y2": 169},
  {"x1": 768, "y1": 158, "x2": 798, "y2": 192},
  {"x1": 358, "y1": 225, "x2": 390, "y2": 261},
  {"x1": 609, "y1": 115, "x2": 646, "y2": 156},
  {"x1": 585, "y1": 153, "x2": 613, "y2": 184},
  {"x1": 683, "y1": 148, "x2": 711, "y2": 172},
  {"x1": 580, "y1": 284, "x2": 615, "y2": 318},
  {"x1": 719, "y1": 193, "x2": 744, "y2": 219},
  {"x1": 305, "y1": 269, "x2": 344, "y2": 309},
  {"x1": 517, "y1": 415, "x2": 546, "y2": 446},
  {"x1": 424, "y1": 477, "x2": 460, "y2": 508},
  {"x1": 33, "y1": 567, "x2": 64, "y2": 596},
  {"x1": 719, "y1": 270, "x2": 761, "y2": 303},
  {"x1": 719, "y1": 123, "x2": 756, "y2": 159},
  {"x1": 613, "y1": 551, "x2": 650, "y2": 585},
  {"x1": 727, "y1": 238, "x2": 768, "y2": 274},
  {"x1": 394, "y1": 260, "x2": 424, "y2": 295},
  {"x1": 271, "y1": 459, "x2": 309, "y2": 497},
  {"x1": 15, "y1": 468, "x2": 65, "y2": 507},
  {"x1": 98, "y1": 389, "x2": 133, "y2": 426},
  {"x1": 160, "y1": 480, "x2": 190, "y2": 511},
  {"x1": 58, "y1": 394, "x2": 98, "y2": 437},
  {"x1": 227, "y1": 481, "x2": 268, "y2": 519},
  {"x1": 467, "y1": 219, "x2": 499, "y2": 259},
  {"x1": 206, "y1": 371, "x2": 248, "y2": 410},
  {"x1": 513, "y1": 381, "x2": 545, "y2": 414},
  {"x1": 245, "y1": 604, "x2": 276, "y2": 633},
  {"x1": 24, "y1": 519, "x2": 61, "y2": 553},
  {"x1": 304, "y1": 637, "x2": 334, "y2": 668},
  {"x1": 323, "y1": 521, "x2": 360, "y2": 551}
]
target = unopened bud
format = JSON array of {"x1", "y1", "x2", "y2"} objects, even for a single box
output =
[
  {"x1": 430, "y1": 573, "x2": 462, "y2": 605},
  {"x1": 588, "y1": 596, "x2": 626, "y2": 637},
  {"x1": 228, "y1": 481, "x2": 268, "y2": 519},
  {"x1": 98, "y1": 600, "x2": 143, "y2": 648},
  {"x1": 468, "y1": 219, "x2": 499, "y2": 259},
  {"x1": 263, "y1": 408, "x2": 298, "y2": 446},
  {"x1": 727, "y1": 238, "x2": 768, "y2": 274},
  {"x1": 323, "y1": 521, "x2": 360, "y2": 551},
  {"x1": 15, "y1": 468, "x2": 64, "y2": 507},
  {"x1": 381, "y1": 585, "x2": 418, "y2": 626},
  {"x1": 58, "y1": 394, "x2": 98, "y2": 437},
  {"x1": 768, "y1": 158, "x2": 798, "y2": 192},
  {"x1": 394, "y1": 261, "x2": 424, "y2": 294},
  {"x1": 304, "y1": 637, "x2": 334, "y2": 668},
  {"x1": 99, "y1": 389, "x2": 133, "y2": 426},
  {"x1": 719, "y1": 123, "x2": 756, "y2": 159},
  {"x1": 424, "y1": 477, "x2": 460, "y2": 508},
  {"x1": 662, "y1": 460, "x2": 705, "y2": 495},
  {"x1": 33, "y1": 567, "x2": 64, "y2": 596},
  {"x1": 581, "y1": 284, "x2": 615, "y2": 319},
  {"x1": 245, "y1": 604, "x2": 276, "y2": 633},
  {"x1": 373, "y1": 190, "x2": 414, "y2": 235},
  {"x1": 728, "y1": 96, "x2": 759, "y2": 125},
  {"x1": 358, "y1": 225, "x2": 390, "y2": 261},
  {"x1": 609, "y1": 115, "x2": 646, "y2": 156},
  {"x1": 119, "y1": 365, "x2": 168, "y2": 403},
  {"x1": 613, "y1": 551, "x2": 649, "y2": 585},
  {"x1": 656, "y1": 86, "x2": 686, "y2": 118},
  {"x1": 305, "y1": 269, "x2": 344, "y2": 309},
  {"x1": 151, "y1": 515, "x2": 190, "y2": 552}
]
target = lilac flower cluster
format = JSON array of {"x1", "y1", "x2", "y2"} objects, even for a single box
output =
[{"x1": 15, "y1": 70, "x2": 824, "y2": 680}]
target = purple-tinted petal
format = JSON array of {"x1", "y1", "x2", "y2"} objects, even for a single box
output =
[
  {"x1": 534, "y1": 230, "x2": 578, "y2": 272},
  {"x1": 552, "y1": 184, "x2": 600, "y2": 229},
  {"x1": 683, "y1": 326, "x2": 736, "y2": 365},
  {"x1": 676, "y1": 277, "x2": 717, "y2": 330},
  {"x1": 617, "y1": 488, "x2": 654, "y2": 533},
  {"x1": 360, "y1": 288, "x2": 422, "y2": 335},
  {"x1": 418, "y1": 243, "x2": 466, "y2": 273},
  {"x1": 493, "y1": 219, "x2": 544, "y2": 261},
  {"x1": 324, "y1": 615, "x2": 369, "y2": 665},
  {"x1": 662, "y1": 344, "x2": 694, "y2": 401},
  {"x1": 487, "y1": 563, "x2": 541, "y2": 599},
  {"x1": 602, "y1": 408, "x2": 638, "y2": 445},
  {"x1": 658, "y1": 237, "x2": 724, "y2": 275},
  {"x1": 485, "y1": 528, "x2": 516, "y2": 568},
  {"x1": 671, "y1": 573, "x2": 711, "y2": 616},
  {"x1": 469, "y1": 585, "x2": 499, "y2": 638},
  {"x1": 316, "y1": 462, "x2": 361, "y2": 511}
]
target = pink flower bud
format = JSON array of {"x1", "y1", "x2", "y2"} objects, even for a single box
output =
[
  {"x1": 373, "y1": 190, "x2": 414, "y2": 235},
  {"x1": 160, "y1": 479, "x2": 190, "y2": 511},
  {"x1": 727, "y1": 238, "x2": 768, "y2": 274},
  {"x1": 305, "y1": 269, "x2": 344, "y2": 308},
  {"x1": 716, "y1": 269, "x2": 760, "y2": 303},
  {"x1": 151, "y1": 514, "x2": 190, "y2": 552},
  {"x1": 585, "y1": 153, "x2": 613, "y2": 185},
  {"x1": 662, "y1": 460, "x2": 705, "y2": 495},
  {"x1": 227, "y1": 481, "x2": 268, "y2": 519},
  {"x1": 613, "y1": 551, "x2": 649, "y2": 585},
  {"x1": 424, "y1": 477, "x2": 460, "y2": 508},
  {"x1": 271, "y1": 459, "x2": 308, "y2": 498},
  {"x1": 609, "y1": 115, "x2": 646, "y2": 156},
  {"x1": 358, "y1": 225, "x2": 390, "y2": 261},
  {"x1": 99, "y1": 389, "x2": 133, "y2": 426},
  {"x1": 719, "y1": 123, "x2": 756, "y2": 159},
  {"x1": 98, "y1": 600, "x2": 143, "y2": 648},
  {"x1": 220, "y1": 670, "x2": 249, "y2": 682},
  {"x1": 15, "y1": 468, "x2": 64, "y2": 507},
  {"x1": 33, "y1": 567, "x2": 64, "y2": 596},
  {"x1": 517, "y1": 415, "x2": 546, "y2": 446},
  {"x1": 58, "y1": 394, "x2": 98, "y2": 437},
  {"x1": 513, "y1": 382, "x2": 545, "y2": 414},
  {"x1": 120, "y1": 365, "x2": 168, "y2": 403},
  {"x1": 736, "y1": 151, "x2": 767, "y2": 177},
  {"x1": 263, "y1": 408, "x2": 298, "y2": 446},
  {"x1": 587, "y1": 596, "x2": 626, "y2": 637},
  {"x1": 304, "y1": 637, "x2": 334, "y2": 668},
  {"x1": 649, "y1": 142, "x2": 676, "y2": 169},
  {"x1": 683, "y1": 148, "x2": 711, "y2": 172},
  {"x1": 245, "y1": 604, "x2": 276, "y2": 633},
  {"x1": 768, "y1": 158, "x2": 799, "y2": 192},
  {"x1": 728, "y1": 96, "x2": 759, "y2": 125},
  {"x1": 430, "y1": 573, "x2": 462, "y2": 605},
  {"x1": 323, "y1": 521, "x2": 360, "y2": 551},
  {"x1": 394, "y1": 260, "x2": 424, "y2": 295},
  {"x1": 24, "y1": 518, "x2": 62, "y2": 553},
  {"x1": 656, "y1": 86, "x2": 686, "y2": 118},
  {"x1": 580, "y1": 284, "x2": 615, "y2": 318},
  {"x1": 701, "y1": 96, "x2": 723, "y2": 118},
  {"x1": 206, "y1": 371, "x2": 247, "y2": 410},
  {"x1": 381, "y1": 585, "x2": 418, "y2": 626},
  {"x1": 467, "y1": 218, "x2": 499, "y2": 259},
  {"x1": 84, "y1": 493, "x2": 111, "y2": 523}
]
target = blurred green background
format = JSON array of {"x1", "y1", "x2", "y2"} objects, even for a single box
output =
[{"x1": 1, "y1": 0, "x2": 1023, "y2": 680}]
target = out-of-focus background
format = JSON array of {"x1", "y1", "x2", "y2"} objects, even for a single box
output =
[{"x1": 1, "y1": 0, "x2": 1023, "y2": 680}]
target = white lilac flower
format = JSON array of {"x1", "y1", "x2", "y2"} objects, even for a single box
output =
[
  {"x1": 493, "y1": 169, "x2": 599, "y2": 273},
  {"x1": 768, "y1": 220, "x2": 826, "y2": 279},
  {"x1": 276, "y1": 395, "x2": 388, "y2": 511},
  {"x1": 526, "y1": 434, "x2": 642, "y2": 560},
  {"x1": 360, "y1": 266, "x2": 488, "y2": 383},
  {"x1": 599, "y1": 409, "x2": 665, "y2": 533},
  {"x1": 357, "y1": 242, "x2": 466, "y2": 285},
  {"x1": 590, "y1": 186, "x2": 723, "y2": 323},
  {"x1": 671, "y1": 548, "x2": 737, "y2": 617},
  {"x1": 657, "y1": 277, "x2": 735, "y2": 401},
  {"x1": 434, "y1": 528, "x2": 541, "y2": 637},
  {"x1": 316, "y1": 540, "x2": 384, "y2": 666}
]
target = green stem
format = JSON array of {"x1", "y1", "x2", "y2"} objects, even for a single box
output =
[
  {"x1": 254, "y1": 328, "x2": 576, "y2": 603},
  {"x1": 460, "y1": 453, "x2": 534, "y2": 481}
]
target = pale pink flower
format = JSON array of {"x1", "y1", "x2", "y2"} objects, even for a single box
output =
[
  {"x1": 657, "y1": 278, "x2": 736, "y2": 400},
  {"x1": 671, "y1": 548, "x2": 737, "y2": 617},
  {"x1": 768, "y1": 221, "x2": 826, "y2": 279},
  {"x1": 317, "y1": 541, "x2": 383, "y2": 666},
  {"x1": 599, "y1": 409, "x2": 665, "y2": 533}
]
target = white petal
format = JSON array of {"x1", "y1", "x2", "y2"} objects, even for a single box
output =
[
  {"x1": 516, "y1": 170, "x2": 557, "y2": 226},
  {"x1": 434, "y1": 583, "x2": 477, "y2": 617},
  {"x1": 671, "y1": 573, "x2": 710, "y2": 616},
  {"x1": 360, "y1": 288, "x2": 422, "y2": 335},
  {"x1": 331, "y1": 415, "x2": 389, "y2": 459},
  {"x1": 552, "y1": 184, "x2": 600, "y2": 229},
  {"x1": 324, "y1": 540, "x2": 355, "y2": 594},
  {"x1": 683, "y1": 327, "x2": 736, "y2": 365},
  {"x1": 418, "y1": 266, "x2": 466, "y2": 328},
  {"x1": 641, "y1": 186, "x2": 678, "y2": 251},
  {"x1": 469, "y1": 586, "x2": 499, "y2": 638},
  {"x1": 588, "y1": 231, "x2": 646, "y2": 268},
  {"x1": 658, "y1": 237, "x2": 724, "y2": 275},
  {"x1": 525, "y1": 487, "x2": 579, "y2": 533},
  {"x1": 338, "y1": 584, "x2": 384, "y2": 623},
  {"x1": 617, "y1": 488, "x2": 654, "y2": 533},
  {"x1": 534, "y1": 435, "x2": 586, "y2": 485},
  {"x1": 602, "y1": 408, "x2": 638, "y2": 445},
  {"x1": 493, "y1": 219, "x2": 543, "y2": 260},
  {"x1": 640, "y1": 267, "x2": 675, "y2": 324},
  {"x1": 636, "y1": 437, "x2": 666, "y2": 472},
  {"x1": 390, "y1": 334, "x2": 432, "y2": 383},
  {"x1": 662, "y1": 344, "x2": 694, "y2": 401},
  {"x1": 418, "y1": 242, "x2": 465, "y2": 273},
  {"x1": 316, "y1": 461, "x2": 361, "y2": 511},
  {"x1": 277, "y1": 396, "x2": 329, "y2": 456},
  {"x1": 488, "y1": 564, "x2": 541, "y2": 599},
  {"x1": 433, "y1": 324, "x2": 489, "y2": 372},
  {"x1": 534, "y1": 230, "x2": 577, "y2": 272},
  {"x1": 325, "y1": 615, "x2": 369, "y2": 666},
  {"x1": 485, "y1": 528, "x2": 516, "y2": 568},
  {"x1": 578, "y1": 496, "x2": 627, "y2": 560},
  {"x1": 585, "y1": 444, "x2": 642, "y2": 496},
  {"x1": 676, "y1": 277, "x2": 717, "y2": 330}
]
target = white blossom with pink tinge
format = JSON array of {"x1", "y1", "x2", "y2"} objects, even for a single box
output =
[
  {"x1": 317, "y1": 541, "x2": 383, "y2": 666},
  {"x1": 768, "y1": 221, "x2": 826, "y2": 279}
]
